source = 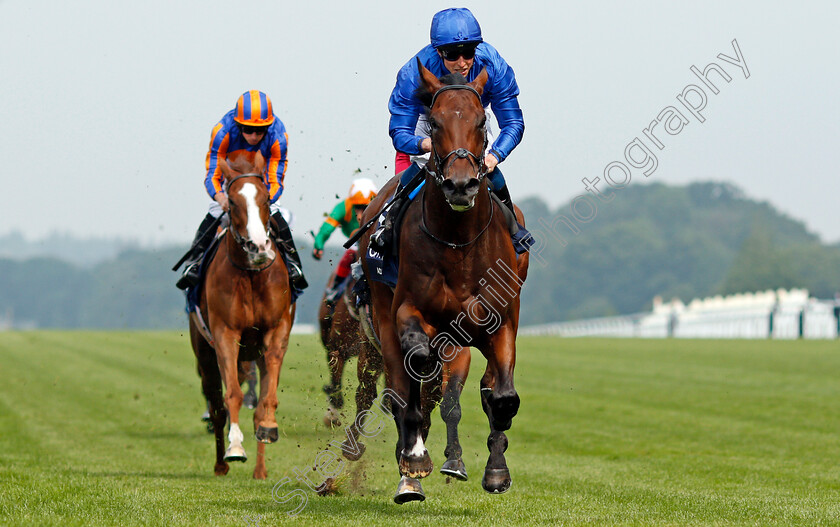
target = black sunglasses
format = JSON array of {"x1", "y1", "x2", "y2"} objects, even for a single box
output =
[
  {"x1": 240, "y1": 125, "x2": 268, "y2": 135},
  {"x1": 438, "y1": 45, "x2": 477, "y2": 61}
]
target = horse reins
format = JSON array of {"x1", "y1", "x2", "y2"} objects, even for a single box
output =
[
  {"x1": 419, "y1": 185, "x2": 494, "y2": 249},
  {"x1": 223, "y1": 173, "x2": 276, "y2": 272}
]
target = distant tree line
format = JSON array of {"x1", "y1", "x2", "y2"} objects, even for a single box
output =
[{"x1": 1, "y1": 182, "x2": 838, "y2": 329}]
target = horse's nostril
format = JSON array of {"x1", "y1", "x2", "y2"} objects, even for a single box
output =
[
  {"x1": 441, "y1": 180, "x2": 456, "y2": 194},
  {"x1": 465, "y1": 178, "x2": 480, "y2": 193}
]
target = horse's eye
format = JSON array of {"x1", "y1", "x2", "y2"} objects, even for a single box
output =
[{"x1": 429, "y1": 119, "x2": 440, "y2": 131}]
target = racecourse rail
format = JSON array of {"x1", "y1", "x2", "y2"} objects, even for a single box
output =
[{"x1": 520, "y1": 288, "x2": 840, "y2": 339}]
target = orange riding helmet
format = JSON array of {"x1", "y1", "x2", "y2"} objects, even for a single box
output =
[
  {"x1": 234, "y1": 90, "x2": 275, "y2": 127},
  {"x1": 347, "y1": 178, "x2": 378, "y2": 208}
]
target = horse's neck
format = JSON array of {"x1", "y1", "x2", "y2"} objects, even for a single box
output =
[{"x1": 422, "y1": 180, "x2": 492, "y2": 242}]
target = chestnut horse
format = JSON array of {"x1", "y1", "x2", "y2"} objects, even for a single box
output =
[
  {"x1": 359, "y1": 62, "x2": 529, "y2": 503},
  {"x1": 190, "y1": 153, "x2": 295, "y2": 480}
]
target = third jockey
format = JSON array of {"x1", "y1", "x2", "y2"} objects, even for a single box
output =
[{"x1": 312, "y1": 178, "x2": 378, "y2": 304}]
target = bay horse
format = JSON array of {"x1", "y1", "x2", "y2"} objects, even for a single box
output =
[
  {"x1": 190, "y1": 152, "x2": 295, "y2": 480},
  {"x1": 324, "y1": 275, "x2": 472, "y2": 476},
  {"x1": 358, "y1": 62, "x2": 529, "y2": 503},
  {"x1": 318, "y1": 272, "x2": 382, "y2": 431}
]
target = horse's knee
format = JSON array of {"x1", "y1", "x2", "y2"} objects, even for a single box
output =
[
  {"x1": 490, "y1": 389, "x2": 519, "y2": 431},
  {"x1": 400, "y1": 320, "x2": 430, "y2": 361},
  {"x1": 400, "y1": 320, "x2": 432, "y2": 380}
]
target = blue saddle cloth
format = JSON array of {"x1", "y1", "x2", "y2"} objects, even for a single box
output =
[{"x1": 365, "y1": 193, "x2": 401, "y2": 288}]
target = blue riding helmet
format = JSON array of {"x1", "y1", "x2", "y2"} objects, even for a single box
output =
[{"x1": 430, "y1": 8, "x2": 483, "y2": 48}]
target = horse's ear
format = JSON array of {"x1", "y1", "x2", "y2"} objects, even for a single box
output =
[
  {"x1": 417, "y1": 57, "x2": 443, "y2": 94},
  {"x1": 219, "y1": 158, "x2": 233, "y2": 181},
  {"x1": 468, "y1": 67, "x2": 489, "y2": 96},
  {"x1": 254, "y1": 151, "x2": 266, "y2": 174}
]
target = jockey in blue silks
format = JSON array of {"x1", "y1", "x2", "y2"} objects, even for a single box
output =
[{"x1": 371, "y1": 7, "x2": 525, "y2": 250}]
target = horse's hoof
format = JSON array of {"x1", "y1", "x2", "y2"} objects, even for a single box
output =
[
  {"x1": 393, "y1": 476, "x2": 425, "y2": 504},
  {"x1": 482, "y1": 467, "x2": 511, "y2": 494},
  {"x1": 243, "y1": 391, "x2": 258, "y2": 410},
  {"x1": 440, "y1": 459, "x2": 468, "y2": 481},
  {"x1": 214, "y1": 462, "x2": 229, "y2": 476},
  {"x1": 224, "y1": 445, "x2": 247, "y2": 462},
  {"x1": 255, "y1": 426, "x2": 279, "y2": 444},
  {"x1": 399, "y1": 451, "x2": 433, "y2": 479},
  {"x1": 323, "y1": 407, "x2": 341, "y2": 428},
  {"x1": 341, "y1": 439, "x2": 366, "y2": 461},
  {"x1": 253, "y1": 467, "x2": 267, "y2": 480},
  {"x1": 201, "y1": 411, "x2": 211, "y2": 422}
]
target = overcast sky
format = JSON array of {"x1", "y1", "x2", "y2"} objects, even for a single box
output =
[{"x1": 1, "y1": 0, "x2": 838, "y2": 247}]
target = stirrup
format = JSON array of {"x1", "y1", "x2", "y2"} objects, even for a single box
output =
[
  {"x1": 286, "y1": 260, "x2": 308, "y2": 291},
  {"x1": 176, "y1": 262, "x2": 200, "y2": 290}
]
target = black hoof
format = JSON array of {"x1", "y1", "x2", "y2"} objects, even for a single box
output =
[
  {"x1": 255, "y1": 426, "x2": 279, "y2": 444},
  {"x1": 394, "y1": 476, "x2": 425, "y2": 504},
  {"x1": 440, "y1": 459, "x2": 468, "y2": 481},
  {"x1": 482, "y1": 467, "x2": 511, "y2": 494}
]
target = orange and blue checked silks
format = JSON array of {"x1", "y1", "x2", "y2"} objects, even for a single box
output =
[{"x1": 204, "y1": 110, "x2": 288, "y2": 203}]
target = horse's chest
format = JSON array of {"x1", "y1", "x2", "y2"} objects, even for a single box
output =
[{"x1": 424, "y1": 283, "x2": 507, "y2": 338}]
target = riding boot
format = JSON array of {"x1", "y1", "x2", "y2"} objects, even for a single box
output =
[
  {"x1": 369, "y1": 191, "x2": 404, "y2": 253},
  {"x1": 492, "y1": 184, "x2": 516, "y2": 215},
  {"x1": 487, "y1": 166, "x2": 516, "y2": 215},
  {"x1": 271, "y1": 211, "x2": 308, "y2": 292},
  {"x1": 370, "y1": 162, "x2": 423, "y2": 252},
  {"x1": 176, "y1": 213, "x2": 218, "y2": 290},
  {"x1": 325, "y1": 274, "x2": 348, "y2": 305}
]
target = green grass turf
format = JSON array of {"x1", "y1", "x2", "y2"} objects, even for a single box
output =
[{"x1": 1, "y1": 332, "x2": 839, "y2": 526}]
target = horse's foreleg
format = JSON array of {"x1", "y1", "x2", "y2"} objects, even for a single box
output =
[
  {"x1": 191, "y1": 324, "x2": 229, "y2": 476},
  {"x1": 322, "y1": 345, "x2": 346, "y2": 428},
  {"x1": 214, "y1": 331, "x2": 247, "y2": 464},
  {"x1": 439, "y1": 347, "x2": 470, "y2": 481},
  {"x1": 340, "y1": 341, "x2": 383, "y2": 461},
  {"x1": 250, "y1": 324, "x2": 289, "y2": 480},
  {"x1": 255, "y1": 324, "x2": 290, "y2": 440},
  {"x1": 479, "y1": 325, "x2": 519, "y2": 494},
  {"x1": 395, "y1": 311, "x2": 434, "y2": 480},
  {"x1": 372, "y1": 301, "x2": 426, "y2": 504}
]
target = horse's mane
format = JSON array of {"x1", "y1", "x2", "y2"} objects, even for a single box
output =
[{"x1": 416, "y1": 72, "x2": 468, "y2": 109}]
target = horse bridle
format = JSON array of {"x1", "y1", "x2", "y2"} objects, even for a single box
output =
[
  {"x1": 223, "y1": 173, "x2": 275, "y2": 271},
  {"x1": 425, "y1": 84, "x2": 489, "y2": 185},
  {"x1": 420, "y1": 84, "x2": 495, "y2": 249}
]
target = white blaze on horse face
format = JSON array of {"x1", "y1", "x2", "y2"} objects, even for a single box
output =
[
  {"x1": 229, "y1": 422, "x2": 244, "y2": 446},
  {"x1": 238, "y1": 183, "x2": 270, "y2": 250},
  {"x1": 407, "y1": 435, "x2": 426, "y2": 457}
]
